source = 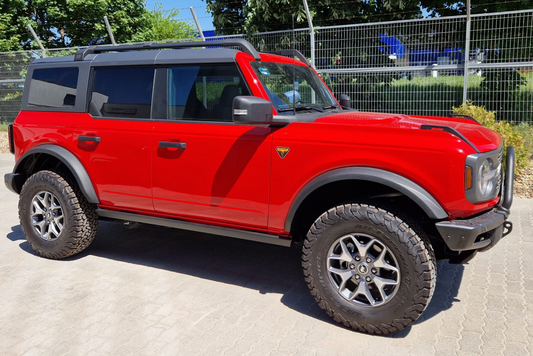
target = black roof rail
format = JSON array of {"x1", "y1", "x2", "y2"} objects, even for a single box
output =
[
  {"x1": 262, "y1": 49, "x2": 310, "y2": 66},
  {"x1": 448, "y1": 114, "x2": 480, "y2": 125},
  {"x1": 74, "y1": 38, "x2": 261, "y2": 61}
]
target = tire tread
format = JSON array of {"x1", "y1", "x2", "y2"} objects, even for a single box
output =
[{"x1": 301, "y1": 203, "x2": 436, "y2": 335}]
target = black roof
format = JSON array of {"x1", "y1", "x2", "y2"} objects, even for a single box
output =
[
  {"x1": 33, "y1": 39, "x2": 261, "y2": 66},
  {"x1": 30, "y1": 39, "x2": 311, "y2": 67}
]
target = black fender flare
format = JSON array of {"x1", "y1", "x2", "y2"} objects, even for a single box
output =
[
  {"x1": 14, "y1": 144, "x2": 100, "y2": 204},
  {"x1": 284, "y1": 167, "x2": 448, "y2": 232}
]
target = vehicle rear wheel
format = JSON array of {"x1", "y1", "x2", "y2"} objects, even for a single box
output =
[
  {"x1": 302, "y1": 203, "x2": 436, "y2": 334},
  {"x1": 19, "y1": 170, "x2": 98, "y2": 259}
]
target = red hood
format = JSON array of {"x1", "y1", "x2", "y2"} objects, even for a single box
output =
[{"x1": 315, "y1": 111, "x2": 501, "y2": 153}]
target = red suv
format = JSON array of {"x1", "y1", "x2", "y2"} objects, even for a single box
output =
[{"x1": 4, "y1": 39, "x2": 514, "y2": 334}]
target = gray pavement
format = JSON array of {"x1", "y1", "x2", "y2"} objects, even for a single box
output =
[{"x1": 0, "y1": 152, "x2": 531, "y2": 356}]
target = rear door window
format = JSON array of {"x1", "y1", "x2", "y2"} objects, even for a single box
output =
[
  {"x1": 28, "y1": 67, "x2": 79, "y2": 107},
  {"x1": 91, "y1": 67, "x2": 155, "y2": 119}
]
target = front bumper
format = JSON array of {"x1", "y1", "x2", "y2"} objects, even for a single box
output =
[
  {"x1": 4, "y1": 172, "x2": 24, "y2": 195},
  {"x1": 435, "y1": 146, "x2": 515, "y2": 253},
  {"x1": 436, "y1": 206, "x2": 512, "y2": 251}
]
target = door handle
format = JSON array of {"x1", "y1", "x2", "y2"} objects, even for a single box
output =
[
  {"x1": 159, "y1": 141, "x2": 186, "y2": 149},
  {"x1": 78, "y1": 135, "x2": 101, "y2": 143}
]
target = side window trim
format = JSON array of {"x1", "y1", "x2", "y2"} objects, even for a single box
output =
[{"x1": 152, "y1": 67, "x2": 168, "y2": 120}]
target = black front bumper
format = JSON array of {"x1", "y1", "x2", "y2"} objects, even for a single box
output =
[
  {"x1": 4, "y1": 172, "x2": 24, "y2": 195},
  {"x1": 436, "y1": 206, "x2": 512, "y2": 251},
  {"x1": 435, "y1": 146, "x2": 515, "y2": 253}
]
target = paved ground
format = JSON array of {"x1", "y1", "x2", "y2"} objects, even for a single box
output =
[{"x1": 0, "y1": 152, "x2": 532, "y2": 356}]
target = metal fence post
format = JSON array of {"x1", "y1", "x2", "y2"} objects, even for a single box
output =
[
  {"x1": 462, "y1": 0, "x2": 471, "y2": 104},
  {"x1": 104, "y1": 16, "x2": 117, "y2": 46},
  {"x1": 302, "y1": 0, "x2": 315, "y2": 69},
  {"x1": 27, "y1": 24, "x2": 46, "y2": 58},
  {"x1": 190, "y1": 7, "x2": 205, "y2": 41}
]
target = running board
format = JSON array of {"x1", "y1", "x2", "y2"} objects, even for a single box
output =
[{"x1": 96, "y1": 209, "x2": 292, "y2": 247}]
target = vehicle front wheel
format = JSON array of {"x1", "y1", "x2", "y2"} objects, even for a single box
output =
[
  {"x1": 19, "y1": 170, "x2": 98, "y2": 259},
  {"x1": 302, "y1": 203, "x2": 436, "y2": 334}
]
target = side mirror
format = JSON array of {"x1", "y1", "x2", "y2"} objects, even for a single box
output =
[
  {"x1": 232, "y1": 96, "x2": 273, "y2": 125},
  {"x1": 339, "y1": 94, "x2": 351, "y2": 109}
]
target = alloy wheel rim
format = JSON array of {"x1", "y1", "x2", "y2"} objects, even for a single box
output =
[
  {"x1": 327, "y1": 233, "x2": 400, "y2": 307},
  {"x1": 31, "y1": 191, "x2": 65, "y2": 241}
]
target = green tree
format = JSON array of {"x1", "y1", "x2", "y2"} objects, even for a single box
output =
[
  {"x1": 0, "y1": 0, "x2": 28, "y2": 52},
  {"x1": 205, "y1": 0, "x2": 423, "y2": 35},
  {"x1": 24, "y1": 0, "x2": 149, "y2": 47},
  {"x1": 0, "y1": 0, "x2": 149, "y2": 49},
  {"x1": 422, "y1": 0, "x2": 533, "y2": 17},
  {"x1": 132, "y1": 3, "x2": 197, "y2": 42}
]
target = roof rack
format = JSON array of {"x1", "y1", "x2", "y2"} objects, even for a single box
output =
[
  {"x1": 74, "y1": 38, "x2": 261, "y2": 61},
  {"x1": 262, "y1": 49, "x2": 310, "y2": 66}
]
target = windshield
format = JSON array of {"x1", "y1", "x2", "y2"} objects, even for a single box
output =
[{"x1": 251, "y1": 61, "x2": 338, "y2": 115}]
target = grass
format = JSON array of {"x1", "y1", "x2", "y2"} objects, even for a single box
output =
[{"x1": 0, "y1": 123, "x2": 10, "y2": 131}]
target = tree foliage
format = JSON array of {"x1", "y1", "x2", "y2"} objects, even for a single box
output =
[
  {"x1": 132, "y1": 4, "x2": 197, "y2": 43},
  {"x1": 0, "y1": 0, "x2": 197, "y2": 51},
  {"x1": 205, "y1": 0, "x2": 424, "y2": 35},
  {"x1": 206, "y1": 0, "x2": 533, "y2": 35},
  {"x1": 422, "y1": 0, "x2": 533, "y2": 17}
]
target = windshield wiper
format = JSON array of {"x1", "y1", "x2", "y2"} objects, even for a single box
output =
[
  {"x1": 278, "y1": 105, "x2": 324, "y2": 113},
  {"x1": 322, "y1": 105, "x2": 338, "y2": 110}
]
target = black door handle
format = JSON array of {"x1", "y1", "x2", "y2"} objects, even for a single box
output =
[
  {"x1": 159, "y1": 141, "x2": 186, "y2": 149},
  {"x1": 78, "y1": 135, "x2": 101, "y2": 143}
]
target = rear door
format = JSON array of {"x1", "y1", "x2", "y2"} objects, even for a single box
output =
[
  {"x1": 73, "y1": 66, "x2": 154, "y2": 211},
  {"x1": 152, "y1": 64, "x2": 272, "y2": 230}
]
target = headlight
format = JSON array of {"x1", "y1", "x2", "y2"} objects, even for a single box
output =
[
  {"x1": 479, "y1": 158, "x2": 496, "y2": 197},
  {"x1": 465, "y1": 146, "x2": 502, "y2": 203}
]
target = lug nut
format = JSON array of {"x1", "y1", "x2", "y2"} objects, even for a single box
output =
[
  {"x1": 366, "y1": 257, "x2": 372, "y2": 263},
  {"x1": 355, "y1": 256, "x2": 361, "y2": 261},
  {"x1": 366, "y1": 276, "x2": 372, "y2": 282},
  {"x1": 371, "y1": 268, "x2": 377, "y2": 274},
  {"x1": 355, "y1": 274, "x2": 360, "y2": 280},
  {"x1": 349, "y1": 264, "x2": 355, "y2": 269}
]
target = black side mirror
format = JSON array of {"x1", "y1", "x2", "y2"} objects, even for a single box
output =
[
  {"x1": 232, "y1": 96, "x2": 273, "y2": 125},
  {"x1": 339, "y1": 94, "x2": 351, "y2": 109}
]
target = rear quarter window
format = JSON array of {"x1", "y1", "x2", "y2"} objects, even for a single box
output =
[{"x1": 28, "y1": 67, "x2": 79, "y2": 107}]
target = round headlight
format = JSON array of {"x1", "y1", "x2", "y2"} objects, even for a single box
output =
[{"x1": 478, "y1": 158, "x2": 495, "y2": 197}]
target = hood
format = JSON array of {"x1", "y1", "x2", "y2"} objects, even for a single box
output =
[{"x1": 314, "y1": 111, "x2": 501, "y2": 153}]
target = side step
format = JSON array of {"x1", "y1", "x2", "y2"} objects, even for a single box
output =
[{"x1": 96, "y1": 209, "x2": 292, "y2": 247}]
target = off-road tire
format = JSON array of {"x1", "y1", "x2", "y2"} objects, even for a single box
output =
[
  {"x1": 302, "y1": 203, "x2": 436, "y2": 334},
  {"x1": 19, "y1": 170, "x2": 98, "y2": 259}
]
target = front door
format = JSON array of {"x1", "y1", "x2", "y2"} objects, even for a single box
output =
[{"x1": 152, "y1": 65, "x2": 272, "y2": 230}]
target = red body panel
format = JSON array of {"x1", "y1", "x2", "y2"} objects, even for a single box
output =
[
  {"x1": 72, "y1": 114, "x2": 153, "y2": 211},
  {"x1": 152, "y1": 122, "x2": 272, "y2": 230}
]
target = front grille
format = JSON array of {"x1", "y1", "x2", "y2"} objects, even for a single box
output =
[{"x1": 497, "y1": 146, "x2": 503, "y2": 195}]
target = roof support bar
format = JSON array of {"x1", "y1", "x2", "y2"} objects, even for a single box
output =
[{"x1": 74, "y1": 38, "x2": 261, "y2": 61}]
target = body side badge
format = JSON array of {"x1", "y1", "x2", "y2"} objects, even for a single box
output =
[{"x1": 276, "y1": 147, "x2": 290, "y2": 159}]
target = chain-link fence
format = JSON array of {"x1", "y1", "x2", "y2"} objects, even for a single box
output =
[{"x1": 1, "y1": 9, "x2": 532, "y2": 125}]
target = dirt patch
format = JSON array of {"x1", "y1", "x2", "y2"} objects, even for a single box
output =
[
  {"x1": 514, "y1": 161, "x2": 533, "y2": 198},
  {"x1": 0, "y1": 132, "x2": 9, "y2": 154},
  {"x1": 0, "y1": 131, "x2": 531, "y2": 197}
]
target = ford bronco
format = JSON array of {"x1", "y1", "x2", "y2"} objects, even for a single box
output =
[{"x1": 4, "y1": 39, "x2": 514, "y2": 334}]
